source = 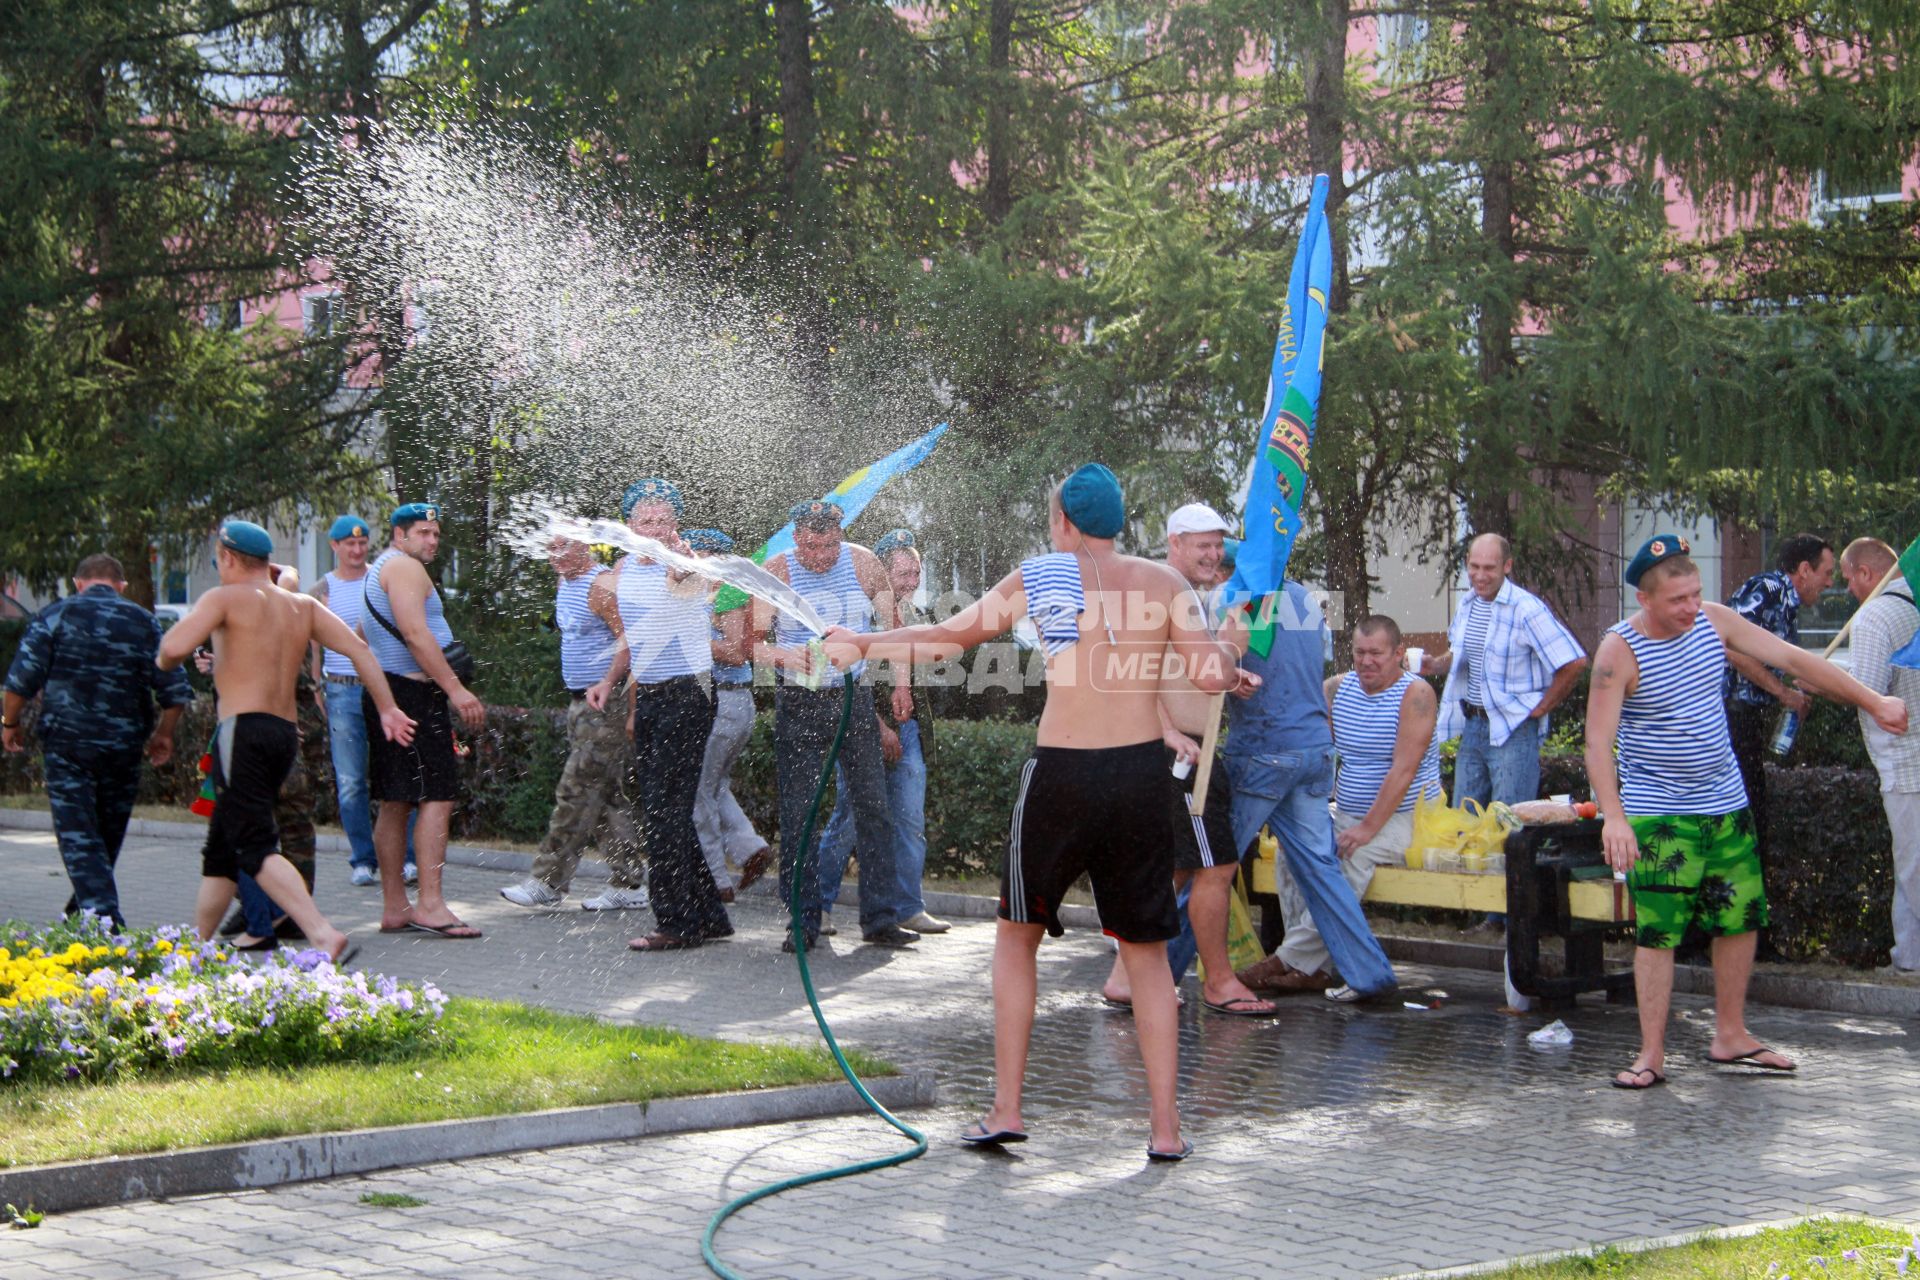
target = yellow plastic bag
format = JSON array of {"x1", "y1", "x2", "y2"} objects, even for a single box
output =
[
  {"x1": 1457, "y1": 799, "x2": 1510, "y2": 873},
  {"x1": 1407, "y1": 790, "x2": 1464, "y2": 870}
]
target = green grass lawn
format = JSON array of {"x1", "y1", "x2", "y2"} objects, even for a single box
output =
[
  {"x1": 1, "y1": 998, "x2": 886, "y2": 1168},
  {"x1": 1477, "y1": 1217, "x2": 1915, "y2": 1278}
]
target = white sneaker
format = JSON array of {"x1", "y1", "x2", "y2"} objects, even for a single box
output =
[
  {"x1": 403, "y1": 861, "x2": 419, "y2": 886},
  {"x1": 349, "y1": 866, "x2": 377, "y2": 887},
  {"x1": 580, "y1": 886, "x2": 651, "y2": 911},
  {"x1": 500, "y1": 878, "x2": 565, "y2": 908},
  {"x1": 820, "y1": 911, "x2": 838, "y2": 937},
  {"x1": 901, "y1": 911, "x2": 950, "y2": 934}
]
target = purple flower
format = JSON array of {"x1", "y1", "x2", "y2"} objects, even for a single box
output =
[
  {"x1": 262, "y1": 1012, "x2": 276, "y2": 1027},
  {"x1": 395, "y1": 990, "x2": 414, "y2": 1012},
  {"x1": 2, "y1": 1059, "x2": 15, "y2": 1078},
  {"x1": 164, "y1": 1035, "x2": 188, "y2": 1057},
  {"x1": 212, "y1": 1019, "x2": 234, "y2": 1036},
  {"x1": 325, "y1": 1003, "x2": 348, "y2": 1023},
  {"x1": 64, "y1": 1064, "x2": 81, "y2": 1079},
  {"x1": 1843, "y1": 1252, "x2": 1859, "y2": 1263},
  {"x1": 1899, "y1": 1250, "x2": 1910, "y2": 1276}
]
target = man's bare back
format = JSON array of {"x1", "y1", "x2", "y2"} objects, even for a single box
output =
[{"x1": 202, "y1": 584, "x2": 323, "y2": 721}]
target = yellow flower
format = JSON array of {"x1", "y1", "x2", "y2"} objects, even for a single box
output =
[
  {"x1": 114, "y1": 946, "x2": 128, "y2": 957},
  {"x1": 153, "y1": 940, "x2": 173, "y2": 954}
]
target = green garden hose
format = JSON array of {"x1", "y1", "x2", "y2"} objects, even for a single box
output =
[{"x1": 701, "y1": 671, "x2": 929, "y2": 1279}]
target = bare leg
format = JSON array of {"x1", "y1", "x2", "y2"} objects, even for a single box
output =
[
  {"x1": 195, "y1": 877, "x2": 239, "y2": 941},
  {"x1": 983, "y1": 920, "x2": 1045, "y2": 1135},
  {"x1": 1707, "y1": 931, "x2": 1793, "y2": 1067},
  {"x1": 374, "y1": 802, "x2": 416, "y2": 930},
  {"x1": 1617, "y1": 946, "x2": 1673, "y2": 1085},
  {"x1": 250, "y1": 854, "x2": 348, "y2": 958},
  {"x1": 407, "y1": 801, "x2": 457, "y2": 922},
  {"x1": 1117, "y1": 937, "x2": 1183, "y2": 1154},
  {"x1": 1190, "y1": 864, "x2": 1270, "y2": 1011}
]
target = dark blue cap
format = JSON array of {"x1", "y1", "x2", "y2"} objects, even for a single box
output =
[
  {"x1": 218, "y1": 519, "x2": 274, "y2": 559},
  {"x1": 789, "y1": 499, "x2": 845, "y2": 530},
  {"x1": 874, "y1": 528, "x2": 917, "y2": 560},
  {"x1": 1059, "y1": 463, "x2": 1125, "y2": 538},
  {"x1": 621, "y1": 478, "x2": 684, "y2": 520},
  {"x1": 683, "y1": 528, "x2": 733, "y2": 553},
  {"x1": 328, "y1": 515, "x2": 370, "y2": 541},
  {"x1": 1625, "y1": 533, "x2": 1694, "y2": 587},
  {"x1": 391, "y1": 502, "x2": 441, "y2": 528}
]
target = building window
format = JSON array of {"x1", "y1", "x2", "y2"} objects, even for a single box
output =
[
  {"x1": 204, "y1": 300, "x2": 243, "y2": 331},
  {"x1": 1378, "y1": 12, "x2": 1430, "y2": 80},
  {"x1": 303, "y1": 292, "x2": 341, "y2": 338},
  {"x1": 1812, "y1": 158, "x2": 1906, "y2": 225}
]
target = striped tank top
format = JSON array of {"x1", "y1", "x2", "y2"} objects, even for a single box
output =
[
  {"x1": 364, "y1": 549, "x2": 454, "y2": 677},
  {"x1": 1020, "y1": 553, "x2": 1084, "y2": 656},
  {"x1": 1332, "y1": 671, "x2": 1442, "y2": 815},
  {"x1": 1611, "y1": 611, "x2": 1747, "y2": 816},
  {"x1": 1461, "y1": 594, "x2": 1493, "y2": 706},
  {"x1": 555, "y1": 564, "x2": 616, "y2": 690},
  {"x1": 318, "y1": 571, "x2": 367, "y2": 677},
  {"x1": 775, "y1": 544, "x2": 871, "y2": 681},
  {"x1": 615, "y1": 557, "x2": 712, "y2": 683}
]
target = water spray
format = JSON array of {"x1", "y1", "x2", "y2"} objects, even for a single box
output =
[{"x1": 520, "y1": 513, "x2": 928, "y2": 1278}]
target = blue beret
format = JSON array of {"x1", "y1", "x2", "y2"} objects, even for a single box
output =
[
  {"x1": 1059, "y1": 463, "x2": 1125, "y2": 539},
  {"x1": 621, "y1": 478, "x2": 684, "y2": 520},
  {"x1": 218, "y1": 519, "x2": 274, "y2": 559},
  {"x1": 874, "y1": 528, "x2": 917, "y2": 559},
  {"x1": 789, "y1": 499, "x2": 846, "y2": 530},
  {"x1": 391, "y1": 502, "x2": 441, "y2": 528},
  {"x1": 1625, "y1": 533, "x2": 1694, "y2": 587},
  {"x1": 683, "y1": 528, "x2": 734, "y2": 553},
  {"x1": 328, "y1": 515, "x2": 370, "y2": 541}
]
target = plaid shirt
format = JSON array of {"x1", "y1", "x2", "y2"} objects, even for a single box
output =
[
  {"x1": 1435, "y1": 580, "x2": 1586, "y2": 747},
  {"x1": 1723, "y1": 570, "x2": 1799, "y2": 707},
  {"x1": 1849, "y1": 577, "x2": 1920, "y2": 792}
]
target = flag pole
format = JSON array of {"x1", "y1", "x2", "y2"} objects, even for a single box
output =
[{"x1": 1186, "y1": 694, "x2": 1226, "y2": 816}]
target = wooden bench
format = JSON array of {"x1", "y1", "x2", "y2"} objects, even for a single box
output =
[{"x1": 1244, "y1": 819, "x2": 1636, "y2": 1004}]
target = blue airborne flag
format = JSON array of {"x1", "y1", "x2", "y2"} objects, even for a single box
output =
[{"x1": 1227, "y1": 174, "x2": 1332, "y2": 657}]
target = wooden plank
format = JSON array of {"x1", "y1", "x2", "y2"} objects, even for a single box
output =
[{"x1": 1185, "y1": 694, "x2": 1226, "y2": 816}]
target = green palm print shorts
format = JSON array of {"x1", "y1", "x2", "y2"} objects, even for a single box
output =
[{"x1": 1626, "y1": 810, "x2": 1768, "y2": 950}]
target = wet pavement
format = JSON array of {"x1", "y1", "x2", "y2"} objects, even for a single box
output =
[{"x1": 3, "y1": 824, "x2": 1919, "y2": 1278}]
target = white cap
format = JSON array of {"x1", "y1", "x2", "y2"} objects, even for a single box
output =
[{"x1": 1167, "y1": 502, "x2": 1231, "y2": 540}]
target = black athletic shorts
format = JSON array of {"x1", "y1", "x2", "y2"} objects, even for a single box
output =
[
  {"x1": 365, "y1": 677, "x2": 459, "y2": 804},
  {"x1": 1001, "y1": 740, "x2": 1178, "y2": 944},
  {"x1": 1171, "y1": 751, "x2": 1240, "y2": 871},
  {"x1": 201, "y1": 713, "x2": 299, "y2": 881}
]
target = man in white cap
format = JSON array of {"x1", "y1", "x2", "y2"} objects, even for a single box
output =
[{"x1": 1102, "y1": 502, "x2": 1276, "y2": 1017}]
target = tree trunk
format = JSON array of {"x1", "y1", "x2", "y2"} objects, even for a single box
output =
[
  {"x1": 984, "y1": 0, "x2": 1014, "y2": 225},
  {"x1": 773, "y1": 0, "x2": 821, "y2": 246},
  {"x1": 1470, "y1": 22, "x2": 1518, "y2": 541},
  {"x1": 1303, "y1": 0, "x2": 1362, "y2": 662}
]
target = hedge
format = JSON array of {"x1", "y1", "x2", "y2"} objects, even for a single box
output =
[{"x1": 1, "y1": 692, "x2": 1902, "y2": 967}]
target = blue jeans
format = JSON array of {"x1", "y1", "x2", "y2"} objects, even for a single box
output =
[
  {"x1": 820, "y1": 719, "x2": 926, "y2": 919},
  {"x1": 324, "y1": 680, "x2": 412, "y2": 870},
  {"x1": 1453, "y1": 713, "x2": 1542, "y2": 810},
  {"x1": 1225, "y1": 746, "x2": 1397, "y2": 996}
]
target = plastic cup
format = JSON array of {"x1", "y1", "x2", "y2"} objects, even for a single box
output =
[
  {"x1": 1404, "y1": 646, "x2": 1425, "y2": 675},
  {"x1": 1171, "y1": 758, "x2": 1193, "y2": 780}
]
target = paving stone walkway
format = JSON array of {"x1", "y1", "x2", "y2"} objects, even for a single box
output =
[{"x1": 3, "y1": 826, "x2": 1919, "y2": 1278}]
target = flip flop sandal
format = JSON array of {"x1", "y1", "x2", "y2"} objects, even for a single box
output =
[
  {"x1": 960, "y1": 1121, "x2": 1028, "y2": 1147},
  {"x1": 1147, "y1": 1139, "x2": 1195, "y2": 1163},
  {"x1": 1203, "y1": 995, "x2": 1280, "y2": 1018},
  {"x1": 1705, "y1": 1046, "x2": 1796, "y2": 1072},
  {"x1": 1611, "y1": 1066, "x2": 1667, "y2": 1090},
  {"x1": 330, "y1": 944, "x2": 362, "y2": 969},
  {"x1": 408, "y1": 920, "x2": 483, "y2": 939},
  {"x1": 736, "y1": 847, "x2": 772, "y2": 892},
  {"x1": 628, "y1": 933, "x2": 700, "y2": 953},
  {"x1": 232, "y1": 936, "x2": 277, "y2": 952}
]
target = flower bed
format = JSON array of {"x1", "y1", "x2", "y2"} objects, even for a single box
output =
[{"x1": 0, "y1": 914, "x2": 445, "y2": 1086}]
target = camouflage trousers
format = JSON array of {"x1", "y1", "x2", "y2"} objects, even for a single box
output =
[
  {"x1": 531, "y1": 696, "x2": 645, "y2": 892},
  {"x1": 45, "y1": 745, "x2": 145, "y2": 927}
]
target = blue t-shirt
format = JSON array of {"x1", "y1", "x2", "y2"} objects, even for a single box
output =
[{"x1": 1224, "y1": 580, "x2": 1332, "y2": 757}]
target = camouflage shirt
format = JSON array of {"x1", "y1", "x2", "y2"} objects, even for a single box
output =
[{"x1": 3, "y1": 585, "x2": 192, "y2": 754}]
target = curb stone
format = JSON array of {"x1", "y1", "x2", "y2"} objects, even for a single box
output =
[
  {"x1": 0, "y1": 1072, "x2": 936, "y2": 1217},
  {"x1": 5, "y1": 808, "x2": 1915, "y2": 1018},
  {"x1": 1381, "y1": 1212, "x2": 1915, "y2": 1278}
]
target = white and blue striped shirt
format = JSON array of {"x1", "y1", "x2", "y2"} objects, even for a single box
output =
[
  {"x1": 1332, "y1": 672, "x2": 1442, "y2": 815},
  {"x1": 1611, "y1": 612, "x2": 1748, "y2": 816},
  {"x1": 616, "y1": 557, "x2": 712, "y2": 684},
  {"x1": 775, "y1": 544, "x2": 872, "y2": 681},
  {"x1": 1020, "y1": 553, "x2": 1085, "y2": 657},
  {"x1": 318, "y1": 571, "x2": 367, "y2": 678},
  {"x1": 1436, "y1": 580, "x2": 1586, "y2": 747},
  {"x1": 1461, "y1": 595, "x2": 1493, "y2": 708},
  {"x1": 364, "y1": 549, "x2": 454, "y2": 677},
  {"x1": 556, "y1": 564, "x2": 615, "y2": 691}
]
